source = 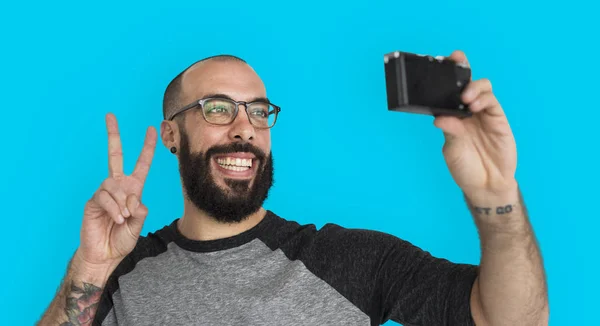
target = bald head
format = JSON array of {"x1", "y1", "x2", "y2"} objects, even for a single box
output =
[{"x1": 162, "y1": 55, "x2": 248, "y2": 120}]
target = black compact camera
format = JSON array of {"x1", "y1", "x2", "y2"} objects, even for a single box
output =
[{"x1": 384, "y1": 51, "x2": 472, "y2": 118}]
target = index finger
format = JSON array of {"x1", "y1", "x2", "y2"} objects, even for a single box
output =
[
  {"x1": 106, "y1": 113, "x2": 124, "y2": 178},
  {"x1": 131, "y1": 126, "x2": 157, "y2": 186}
]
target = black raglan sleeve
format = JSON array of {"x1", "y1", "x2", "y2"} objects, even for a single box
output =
[{"x1": 304, "y1": 223, "x2": 479, "y2": 326}]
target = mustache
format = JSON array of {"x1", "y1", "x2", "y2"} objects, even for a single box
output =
[{"x1": 204, "y1": 142, "x2": 267, "y2": 162}]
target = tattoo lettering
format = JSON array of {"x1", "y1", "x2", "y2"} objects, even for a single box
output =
[
  {"x1": 472, "y1": 204, "x2": 514, "y2": 216},
  {"x1": 496, "y1": 205, "x2": 513, "y2": 214},
  {"x1": 61, "y1": 282, "x2": 102, "y2": 326},
  {"x1": 473, "y1": 206, "x2": 492, "y2": 215}
]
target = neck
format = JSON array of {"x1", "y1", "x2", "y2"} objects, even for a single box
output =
[{"x1": 177, "y1": 199, "x2": 267, "y2": 241}]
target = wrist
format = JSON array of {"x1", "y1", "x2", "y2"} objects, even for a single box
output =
[
  {"x1": 463, "y1": 181, "x2": 529, "y2": 233},
  {"x1": 71, "y1": 250, "x2": 118, "y2": 287},
  {"x1": 463, "y1": 178, "x2": 520, "y2": 205}
]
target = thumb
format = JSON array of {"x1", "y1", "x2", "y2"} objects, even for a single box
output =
[{"x1": 433, "y1": 116, "x2": 466, "y2": 142}]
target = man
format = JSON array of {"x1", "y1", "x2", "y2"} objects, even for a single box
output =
[{"x1": 39, "y1": 52, "x2": 549, "y2": 325}]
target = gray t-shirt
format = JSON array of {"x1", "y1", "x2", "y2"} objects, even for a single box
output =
[{"x1": 93, "y1": 210, "x2": 478, "y2": 325}]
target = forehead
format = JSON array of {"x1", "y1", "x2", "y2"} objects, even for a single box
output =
[{"x1": 180, "y1": 60, "x2": 266, "y2": 103}]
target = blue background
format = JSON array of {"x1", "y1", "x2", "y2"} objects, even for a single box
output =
[{"x1": 1, "y1": 0, "x2": 598, "y2": 324}]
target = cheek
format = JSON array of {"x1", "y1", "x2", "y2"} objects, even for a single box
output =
[
  {"x1": 186, "y1": 126, "x2": 228, "y2": 152},
  {"x1": 257, "y1": 131, "x2": 271, "y2": 152}
]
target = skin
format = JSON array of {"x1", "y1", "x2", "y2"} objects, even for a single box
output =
[
  {"x1": 38, "y1": 53, "x2": 549, "y2": 325},
  {"x1": 435, "y1": 51, "x2": 549, "y2": 325},
  {"x1": 160, "y1": 60, "x2": 273, "y2": 241}
]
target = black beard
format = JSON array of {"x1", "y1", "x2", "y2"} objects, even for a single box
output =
[{"x1": 178, "y1": 130, "x2": 274, "y2": 224}]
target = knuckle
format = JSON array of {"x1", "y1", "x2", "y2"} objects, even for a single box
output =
[
  {"x1": 93, "y1": 190, "x2": 108, "y2": 206},
  {"x1": 483, "y1": 78, "x2": 492, "y2": 89},
  {"x1": 102, "y1": 177, "x2": 118, "y2": 189},
  {"x1": 94, "y1": 188, "x2": 106, "y2": 200},
  {"x1": 127, "y1": 193, "x2": 139, "y2": 203},
  {"x1": 138, "y1": 204, "x2": 149, "y2": 216},
  {"x1": 109, "y1": 150, "x2": 123, "y2": 157},
  {"x1": 100, "y1": 192, "x2": 113, "y2": 206}
]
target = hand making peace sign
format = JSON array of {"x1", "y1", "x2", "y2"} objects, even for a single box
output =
[{"x1": 76, "y1": 113, "x2": 157, "y2": 272}]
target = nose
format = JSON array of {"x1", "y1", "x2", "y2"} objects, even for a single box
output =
[{"x1": 228, "y1": 104, "x2": 255, "y2": 142}]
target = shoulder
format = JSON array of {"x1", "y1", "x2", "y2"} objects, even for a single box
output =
[
  {"x1": 262, "y1": 211, "x2": 418, "y2": 263},
  {"x1": 316, "y1": 222, "x2": 410, "y2": 249}
]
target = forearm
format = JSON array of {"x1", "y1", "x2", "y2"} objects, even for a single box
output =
[
  {"x1": 38, "y1": 251, "x2": 111, "y2": 325},
  {"x1": 466, "y1": 185, "x2": 549, "y2": 325}
]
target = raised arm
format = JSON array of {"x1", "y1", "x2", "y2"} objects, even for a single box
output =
[
  {"x1": 38, "y1": 114, "x2": 156, "y2": 325},
  {"x1": 433, "y1": 50, "x2": 549, "y2": 325}
]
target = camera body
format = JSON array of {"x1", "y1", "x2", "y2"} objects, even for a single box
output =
[{"x1": 384, "y1": 51, "x2": 472, "y2": 118}]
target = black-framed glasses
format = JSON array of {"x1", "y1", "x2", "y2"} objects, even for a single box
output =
[{"x1": 167, "y1": 96, "x2": 281, "y2": 129}]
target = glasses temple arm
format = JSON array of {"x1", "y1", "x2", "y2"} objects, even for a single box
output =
[{"x1": 167, "y1": 101, "x2": 201, "y2": 120}]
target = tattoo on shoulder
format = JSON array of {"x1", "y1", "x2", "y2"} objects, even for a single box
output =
[{"x1": 61, "y1": 282, "x2": 102, "y2": 326}]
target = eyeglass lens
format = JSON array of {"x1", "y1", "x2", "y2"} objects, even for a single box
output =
[{"x1": 202, "y1": 98, "x2": 277, "y2": 128}]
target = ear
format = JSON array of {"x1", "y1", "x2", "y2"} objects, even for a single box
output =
[{"x1": 160, "y1": 120, "x2": 179, "y2": 150}]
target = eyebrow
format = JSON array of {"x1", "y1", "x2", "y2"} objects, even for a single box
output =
[{"x1": 203, "y1": 93, "x2": 271, "y2": 104}]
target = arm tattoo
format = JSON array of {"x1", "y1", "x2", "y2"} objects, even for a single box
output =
[
  {"x1": 471, "y1": 204, "x2": 515, "y2": 216},
  {"x1": 465, "y1": 188, "x2": 526, "y2": 219},
  {"x1": 60, "y1": 282, "x2": 102, "y2": 326}
]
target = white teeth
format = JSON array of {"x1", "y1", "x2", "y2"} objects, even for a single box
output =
[
  {"x1": 219, "y1": 165, "x2": 249, "y2": 172},
  {"x1": 216, "y1": 157, "x2": 253, "y2": 170}
]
